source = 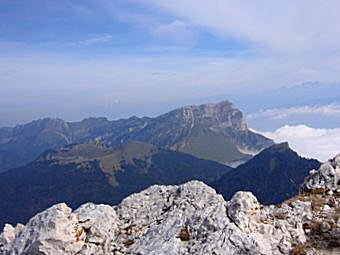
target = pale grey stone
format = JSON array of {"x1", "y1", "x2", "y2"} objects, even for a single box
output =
[{"x1": 301, "y1": 154, "x2": 340, "y2": 192}]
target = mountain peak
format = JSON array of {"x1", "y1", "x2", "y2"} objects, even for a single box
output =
[
  {"x1": 0, "y1": 99, "x2": 272, "y2": 167},
  {"x1": 212, "y1": 144, "x2": 320, "y2": 204},
  {"x1": 29, "y1": 117, "x2": 67, "y2": 126},
  {"x1": 171, "y1": 100, "x2": 247, "y2": 131},
  {"x1": 266, "y1": 142, "x2": 291, "y2": 152},
  {"x1": 180, "y1": 100, "x2": 233, "y2": 111}
]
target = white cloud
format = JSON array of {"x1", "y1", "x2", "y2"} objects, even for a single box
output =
[
  {"x1": 262, "y1": 125, "x2": 340, "y2": 161},
  {"x1": 65, "y1": 35, "x2": 113, "y2": 46},
  {"x1": 4, "y1": 1, "x2": 340, "y2": 92},
  {"x1": 152, "y1": 20, "x2": 197, "y2": 45},
  {"x1": 248, "y1": 104, "x2": 340, "y2": 120},
  {"x1": 153, "y1": 20, "x2": 188, "y2": 36},
  {"x1": 142, "y1": 0, "x2": 340, "y2": 53},
  {"x1": 135, "y1": 1, "x2": 340, "y2": 84},
  {"x1": 80, "y1": 35, "x2": 113, "y2": 44}
]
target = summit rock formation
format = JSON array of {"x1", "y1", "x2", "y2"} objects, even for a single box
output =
[{"x1": 1, "y1": 154, "x2": 339, "y2": 255}]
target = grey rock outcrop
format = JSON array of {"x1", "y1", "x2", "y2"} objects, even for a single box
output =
[
  {"x1": 177, "y1": 101, "x2": 248, "y2": 131},
  {"x1": 227, "y1": 191, "x2": 260, "y2": 231},
  {"x1": 1, "y1": 155, "x2": 339, "y2": 255},
  {"x1": 301, "y1": 153, "x2": 340, "y2": 193}
]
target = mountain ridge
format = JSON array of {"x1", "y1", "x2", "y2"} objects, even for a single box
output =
[
  {"x1": 0, "y1": 141, "x2": 321, "y2": 228},
  {"x1": 0, "y1": 140, "x2": 232, "y2": 228},
  {"x1": 212, "y1": 142, "x2": 321, "y2": 204},
  {"x1": 0, "y1": 100, "x2": 273, "y2": 171}
]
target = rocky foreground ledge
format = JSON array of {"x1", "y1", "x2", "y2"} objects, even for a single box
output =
[{"x1": 1, "y1": 155, "x2": 339, "y2": 255}]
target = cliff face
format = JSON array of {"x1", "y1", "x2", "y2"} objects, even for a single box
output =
[
  {"x1": 153, "y1": 101, "x2": 273, "y2": 163},
  {"x1": 172, "y1": 101, "x2": 248, "y2": 131},
  {"x1": 2, "y1": 155, "x2": 338, "y2": 254}
]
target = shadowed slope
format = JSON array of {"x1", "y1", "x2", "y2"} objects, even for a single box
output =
[
  {"x1": 212, "y1": 143, "x2": 321, "y2": 204},
  {"x1": 0, "y1": 141, "x2": 231, "y2": 228}
]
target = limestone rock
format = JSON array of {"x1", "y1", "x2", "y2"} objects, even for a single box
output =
[
  {"x1": 301, "y1": 153, "x2": 340, "y2": 193},
  {"x1": 0, "y1": 223, "x2": 23, "y2": 253},
  {"x1": 73, "y1": 203, "x2": 119, "y2": 255},
  {"x1": 227, "y1": 191, "x2": 259, "y2": 231}
]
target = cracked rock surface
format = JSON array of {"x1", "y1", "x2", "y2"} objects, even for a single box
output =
[{"x1": 1, "y1": 155, "x2": 339, "y2": 255}]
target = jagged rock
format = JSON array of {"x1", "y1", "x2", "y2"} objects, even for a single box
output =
[
  {"x1": 1, "y1": 155, "x2": 339, "y2": 255},
  {"x1": 0, "y1": 225, "x2": 15, "y2": 245},
  {"x1": 300, "y1": 153, "x2": 340, "y2": 193},
  {"x1": 114, "y1": 181, "x2": 262, "y2": 255},
  {"x1": 73, "y1": 203, "x2": 119, "y2": 255},
  {"x1": 0, "y1": 223, "x2": 23, "y2": 253},
  {"x1": 227, "y1": 191, "x2": 259, "y2": 231}
]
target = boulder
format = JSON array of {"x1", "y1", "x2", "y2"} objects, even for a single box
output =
[
  {"x1": 300, "y1": 154, "x2": 340, "y2": 193},
  {"x1": 227, "y1": 191, "x2": 259, "y2": 231}
]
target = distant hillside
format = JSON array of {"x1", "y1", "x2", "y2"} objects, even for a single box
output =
[
  {"x1": 0, "y1": 150, "x2": 23, "y2": 173},
  {"x1": 0, "y1": 141, "x2": 231, "y2": 228},
  {"x1": 0, "y1": 100, "x2": 273, "y2": 170},
  {"x1": 211, "y1": 143, "x2": 321, "y2": 204}
]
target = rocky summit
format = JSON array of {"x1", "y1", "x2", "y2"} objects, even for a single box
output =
[
  {"x1": 155, "y1": 101, "x2": 273, "y2": 165},
  {"x1": 1, "y1": 155, "x2": 339, "y2": 255}
]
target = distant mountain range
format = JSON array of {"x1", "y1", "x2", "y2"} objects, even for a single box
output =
[
  {"x1": 0, "y1": 100, "x2": 273, "y2": 172},
  {"x1": 0, "y1": 141, "x2": 232, "y2": 227},
  {"x1": 0, "y1": 100, "x2": 320, "y2": 229}
]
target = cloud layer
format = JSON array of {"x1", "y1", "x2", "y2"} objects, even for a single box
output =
[
  {"x1": 248, "y1": 104, "x2": 340, "y2": 120},
  {"x1": 246, "y1": 103, "x2": 340, "y2": 130},
  {"x1": 143, "y1": 0, "x2": 340, "y2": 53},
  {"x1": 138, "y1": 0, "x2": 340, "y2": 84},
  {"x1": 263, "y1": 125, "x2": 340, "y2": 161}
]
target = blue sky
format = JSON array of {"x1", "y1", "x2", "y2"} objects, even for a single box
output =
[
  {"x1": 0, "y1": 1, "x2": 340, "y2": 133},
  {"x1": 0, "y1": 0, "x2": 247, "y2": 58}
]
